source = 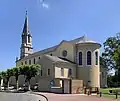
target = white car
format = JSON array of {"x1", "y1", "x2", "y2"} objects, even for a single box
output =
[
  {"x1": 8, "y1": 86, "x2": 14, "y2": 90},
  {"x1": 1, "y1": 87, "x2": 4, "y2": 90}
]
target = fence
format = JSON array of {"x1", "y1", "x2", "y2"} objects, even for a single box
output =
[{"x1": 99, "y1": 89, "x2": 120, "y2": 99}]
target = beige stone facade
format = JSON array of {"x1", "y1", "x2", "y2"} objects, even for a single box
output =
[{"x1": 16, "y1": 12, "x2": 107, "y2": 92}]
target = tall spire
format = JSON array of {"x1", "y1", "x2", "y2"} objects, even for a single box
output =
[
  {"x1": 20, "y1": 11, "x2": 33, "y2": 59},
  {"x1": 22, "y1": 10, "x2": 29, "y2": 35}
]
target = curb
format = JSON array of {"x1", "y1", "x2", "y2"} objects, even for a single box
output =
[
  {"x1": 30, "y1": 92, "x2": 48, "y2": 101},
  {"x1": 0, "y1": 90, "x2": 28, "y2": 93}
]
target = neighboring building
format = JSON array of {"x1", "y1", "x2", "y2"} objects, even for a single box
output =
[{"x1": 16, "y1": 11, "x2": 107, "y2": 91}]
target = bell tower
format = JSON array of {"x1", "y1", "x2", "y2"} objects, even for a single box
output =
[{"x1": 20, "y1": 11, "x2": 33, "y2": 59}]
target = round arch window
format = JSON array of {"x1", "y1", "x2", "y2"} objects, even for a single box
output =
[{"x1": 62, "y1": 50, "x2": 67, "y2": 57}]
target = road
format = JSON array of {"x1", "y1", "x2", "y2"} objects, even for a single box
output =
[
  {"x1": 0, "y1": 92, "x2": 47, "y2": 101},
  {"x1": 1, "y1": 92, "x2": 119, "y2": 101}
]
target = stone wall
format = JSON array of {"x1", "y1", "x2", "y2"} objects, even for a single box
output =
[
  {"x1": 38, "y1": 78, "x2": 51, "y2": 92},
  {"x1": 71, "y1": 79, "x2": 83, "y2": 94}
]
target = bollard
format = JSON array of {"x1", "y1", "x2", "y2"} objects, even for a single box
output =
[
  {"x1": 84, "y1": 88, "x2": 86, "y2": 94},
  {"x1": 88, "y1": 91, "x2": 90, "y2": 96},
  {"x1": 116, "y1": 91, "x2": 118, "y2": 99},
  {"x1": 100, "y1": 92, "x2": 102, "y2": 97}
]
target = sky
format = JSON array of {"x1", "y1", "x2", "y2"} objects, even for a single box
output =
[{"x1": 0, "y1": 0, "x2": 120, "y2": 71}]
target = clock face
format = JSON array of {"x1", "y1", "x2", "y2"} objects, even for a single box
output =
[{"x1": 62, "y1": 50, "x2": 67, "y2": 57}]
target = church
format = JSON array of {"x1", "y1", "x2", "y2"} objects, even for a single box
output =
[{"x1": 16, "y1": 11, "x2": 107, "y2": 92}]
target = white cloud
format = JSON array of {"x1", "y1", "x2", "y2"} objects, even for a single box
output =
[
  {"x1": 42, "y1": 3, "x2": 49, "y2": 9},
  {"x1": 39, "y1": 0, "x2": 49, "y2": 9}
]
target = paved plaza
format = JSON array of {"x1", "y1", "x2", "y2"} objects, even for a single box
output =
[
  {"x1": 35, "y1": 92, "x2": 120, "y2": 101},
  {"x1": 0, "y1": 92, "x2": 120, "y2": 101}
]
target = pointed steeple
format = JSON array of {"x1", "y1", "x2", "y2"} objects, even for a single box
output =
[
  {"x1": 20, "y1": 11, "x2": 33, "y2": 59},
  {"x1": 22, "y1": 10, "x2": 29, "y2": 35}
]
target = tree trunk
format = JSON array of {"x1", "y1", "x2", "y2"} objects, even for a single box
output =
[{"x1": 28, "y1": 80, "x2": 31, "y2": 91}]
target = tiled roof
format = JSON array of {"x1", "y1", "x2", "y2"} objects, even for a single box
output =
[
  {"x1": 44, "y1": 55, "x2": 68, "y2": 63},
  {"x1": 19, "y1": 35, "x2": 100, "y2": 61},
  {"x1": 69, "y1": 35, "x2": 97, "y2": 44},
  {"x1": 59, "y1": 57, "x2": 76, "y2": 64}
]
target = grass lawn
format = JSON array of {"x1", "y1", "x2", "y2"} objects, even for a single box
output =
[
  {"x1": 98, "y1": 88, "x2": 120, "y2": 99},
  {"x1": 100, "y1": 88, "x2": 120, "y2": 93}
]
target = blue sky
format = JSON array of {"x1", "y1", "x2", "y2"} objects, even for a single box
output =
[{"x1": 0, "y1": 0, "x2": 120, "y2": 71}]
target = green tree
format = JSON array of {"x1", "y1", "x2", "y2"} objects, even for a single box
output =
[
  {"x1": 102, "y1": 33, "x2": 120, "y2": 71},
  {"x1": 23, "y1": 64, "x2": 41, "y2": 82},
  {"x1": 100, "y1": 56, "x2": 108, "y2": 69},
  {"x1": 6, "y1": 68, "x2": 14, "y2": 79},
  {"x1": 0, "y1": 64, "x2": 41, "y2": 89},
  {"x1": 114, "y1": 47, "x2": 120, "y2": 69},
  {"x1": 1, "y1": 71, "x2": 8, "y2": 87},
  {"x1": 12, "y1": 67, "x2": 19, "y2": 81},
  {"x1": 19, "y1": 64, "x2": 41, "y2": 90}
]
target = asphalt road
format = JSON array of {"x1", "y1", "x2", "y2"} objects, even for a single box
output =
[{"x1": 0, "y1": 92, "x2": 47, "y2": 101}]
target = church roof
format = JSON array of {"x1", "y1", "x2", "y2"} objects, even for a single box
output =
[
  {"x1": 68, "y1": 36, "x2": 85, "y2": 44},
  {"x1": 59, "y1": 57, "x2": 76, "y2": 64},
  {"x1": 18, "y1": 35, "x2": 100, "y2": 61},
  {"x1": 32, "y1": 45, "x2": 58, "y2": 56},
  {"x1": 69, "y1": 35, "x2": 97, "y2": 44},
  {"x1": 44, "y1": 55, "x2": 69, "y2": 63},
  {"x1": 19, "y1": 45, "x2": 58, "y2": 60}
]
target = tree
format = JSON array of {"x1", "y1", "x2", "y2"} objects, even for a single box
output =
[
  {"x1": 1, "y1": 71, "x2": 8, "y2": 87},
  {"x1": 6, "y1": 68, "x2": 14, "y2": 80},
  {"x1": 0, "y1": 64, "x2": 41, "y2": 89},
  {"x1": 100, "y1": 56, "x2": 108, "y2": 69},
  {"x1": 102, "y1": 33, "x2": 120, "y2": 71},
  {"x1": 102, "y1": 33, "x2": 120, "y2": 87},
  {"x1": 24, "y1": 64, "x2": 40, "y2": 81},
  {"x1": 18, "y1": 64, "x2": 41, "y2": 90},
  {"x1": 114, "y1": 47, "x2": 120, "y2": 69},
  {"x1": 12, "y1": 67, "x2": 19, "y2": 81}
]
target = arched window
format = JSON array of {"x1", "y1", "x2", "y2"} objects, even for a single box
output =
[
  {"x1": 40, "y1": 70, "x2": 42, "y2": 76},
  {"x1": 48, "y1": 69, "x2": 50, "y2": 75},
  {"x1": 29, "y1": 60, "x2": 31, "y2": 65},
  {"x1": 95, "y1": 51, "x2": 98, "y2": 65},
  {"x1": 33, "y1": 58, "x2": 35, "y2": 64},
  {"x1": 25, "y1": 61, "x2": 27, "y2": 65},
  {"x1": 61, "y1": 68, "x2": 64, "y2": 76},
  {"x1": 68, "y1": 68, "x2": 72, "y2": 77},
  {"x1": 87, "y1": 51, "x2": 91, "y2": 65},
  {"x1": 21, "y1": 62, "x2": 23, "y2": 65},
  {"x1": 62, "y1": 50, "x2": 67, "y2": 57},
  {"x1": 79, "y1": 52, "x2": 82, "y2": 65},
  {"x1": 28, "y1": 35, "x2": 31, "y2": 43}
]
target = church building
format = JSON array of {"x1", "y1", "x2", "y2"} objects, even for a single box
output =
[{"x1": 16, "y1": 12, "x2": 107, "y2": 92}]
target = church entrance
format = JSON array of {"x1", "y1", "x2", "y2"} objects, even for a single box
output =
[{"x1": 50, "y1": 78, "x2": 71, "y2": 94}]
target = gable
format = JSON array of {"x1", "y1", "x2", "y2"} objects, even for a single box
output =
[{"x1": 55, "y1": 41, "x2": 75, "y2": 62}]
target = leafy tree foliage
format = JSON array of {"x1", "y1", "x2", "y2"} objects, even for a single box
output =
[
  {"x1": 101, "y1": 33, "x2": 120, "y2": 87},
  {"x1": 100, "y1": 56, "x2": 108, "y2": 69},
  {"x1": 102, "y1": 33, "x2": 120, "y2": 71},
  {"x1": 18, "y1": 64, "x2": 41, "y2": 83},
  {"x1": 0, "y1": 64, "x2": 41, "y2": 87}
]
